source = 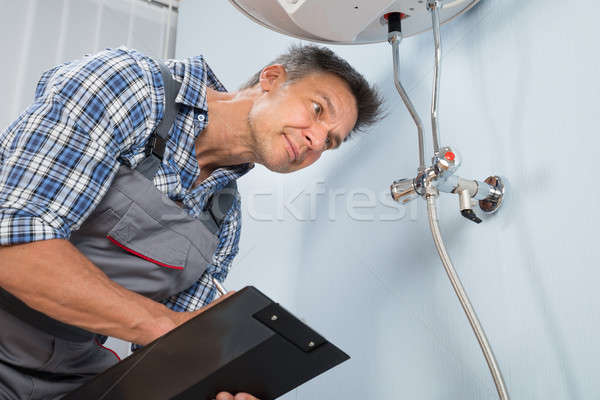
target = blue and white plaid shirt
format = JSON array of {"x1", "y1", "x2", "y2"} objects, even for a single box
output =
[{"x1": 0, "y1": 47, "x2": 252, "y2": 313}]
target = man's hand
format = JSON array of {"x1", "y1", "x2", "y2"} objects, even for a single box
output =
[{"x1": 215, "y1": 392, "x2": 261, "y2": 400}]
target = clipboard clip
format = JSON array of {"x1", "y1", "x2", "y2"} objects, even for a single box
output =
[{"x1": 253, "y1": 303, "x2": 326, "y2": 353}]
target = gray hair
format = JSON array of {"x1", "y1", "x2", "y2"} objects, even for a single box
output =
[{"x1": 241, "y1": 44, "x2": 385, "y2": 137}]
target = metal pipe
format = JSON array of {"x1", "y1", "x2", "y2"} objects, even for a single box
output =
[
  {"x1": 12, "y1": 0, "x2": 37, "y2": 119},
  {"x1": 126, "y1": 0, "x2": 136, "y2": 49},
  {"x1": 426, "y1": 193, "x2": 510, "y2": 400},
  {"x1": 163, "y1": 0, "x2": 174, "y2": 59},
  {"x1": 429, "y1": 0, "x2": 442, "y2": 154},
  {"x1": 435, "y1": 176, "x2": 495, "y2": 200},
  {"x1": 389, "y1": 32, "x2": 426, "y2": 171},
  {"x1": 441, "y1": 0, "x2": 469, "y2": 9},
  {"x1": 55, "y1": 0, "x2": 70, "y2": 65},
  {"x1": 93, "y1": 0, "x2": 105, "y2": 53}
]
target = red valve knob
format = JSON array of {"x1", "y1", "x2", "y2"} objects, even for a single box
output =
[
  {"x1": 444, "y1": 151, "x2": 455, "y2": 161},
  {"x1": 383, "y1": 12, "x2": 408, "y2": 20}
]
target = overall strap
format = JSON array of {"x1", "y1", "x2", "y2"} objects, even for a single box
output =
[
  {"x1": 136, "y1": 62, "x2": 239, "y2": 231},
  {"x1": 0, "y1": 287, "x2": 94, "y2": 342},
  {"x1": 204, "y1": 180, "x2": 238, "y2": 235},
  {"x1": 137, "y1": 61, "x2": 182, "y2": 179}
]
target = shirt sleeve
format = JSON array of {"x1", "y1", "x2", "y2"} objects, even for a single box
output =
[{"x1": 0, "y1": 50, "x2": 156, "y2": 246}]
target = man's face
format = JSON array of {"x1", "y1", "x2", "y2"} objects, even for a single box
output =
[{"x1": 247, "y1": 67, "x2": 358, "y2": 173}]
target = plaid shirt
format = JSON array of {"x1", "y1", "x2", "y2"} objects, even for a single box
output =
[{"x1": 0, "y1": 47, "x2": 251, "y2": 314}]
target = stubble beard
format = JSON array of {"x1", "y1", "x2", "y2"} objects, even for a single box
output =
[{"x1": 246, "y1": 109, "x2": 289, "y2": 173}]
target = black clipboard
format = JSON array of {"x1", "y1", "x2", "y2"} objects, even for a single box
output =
[{"x1": 64, "y1": 286, "x2": 350, "y2": 400}]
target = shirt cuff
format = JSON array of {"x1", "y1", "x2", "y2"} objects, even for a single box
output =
[{"x1": 0, "y1": 209, "x2": 70, "y2": 246}]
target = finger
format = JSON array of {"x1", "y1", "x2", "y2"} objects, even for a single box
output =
[
  {"x1": 215, "y1": 392, "x2": 235, "y2": 400},
  {"x1": 234, "y1": 393, "x2": 260, "y2": 400}
]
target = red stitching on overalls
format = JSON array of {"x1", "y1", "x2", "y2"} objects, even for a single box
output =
[
  {"x1": 94, "y1": 337, "x2": 121, "y2": 361},
  {"x1": 106, "y1": 235, "x2": 184, "y2": 270}
]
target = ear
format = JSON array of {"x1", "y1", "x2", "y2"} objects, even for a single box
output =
[{"x1": 258, "y1": 64, "x2": 287, "y2": 92}]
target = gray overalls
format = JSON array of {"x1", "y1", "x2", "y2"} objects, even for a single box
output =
[{"x1": 0, "y1": 63, "x2": 236, "y2": 399}]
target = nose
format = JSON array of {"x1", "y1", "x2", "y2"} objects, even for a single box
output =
[{"x1": 302, "y1": 122, "x2": 328, "y2": 152}]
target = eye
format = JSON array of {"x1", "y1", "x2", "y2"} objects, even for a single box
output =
[{"x1": 312, "y1": 102, "x2": 323, "y2": 116}]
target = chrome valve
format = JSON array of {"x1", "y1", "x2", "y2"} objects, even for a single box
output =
[
  {"x1": 390, "y1": 145, "x2": 504, "y2": 223},
  {"x1": 390, "y1": 178, "x2": 418, "y2": 203},
  {"x1": 433, "y1": 146, "x2": 460, "y2": 179}
]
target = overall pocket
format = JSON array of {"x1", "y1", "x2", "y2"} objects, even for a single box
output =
[
  {"x1": 96, "y1": 202, "x2": 194, "y2": 300},
  {"x1": 107, "y1": 202, "x2": 189, "y2": 270}
]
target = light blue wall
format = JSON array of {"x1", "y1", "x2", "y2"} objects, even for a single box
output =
[{"x1": 177, "y1": 1, "x2": 599, "y2": 398}]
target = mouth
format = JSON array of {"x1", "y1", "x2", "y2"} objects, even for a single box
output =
[{"x1": 282, "y1": 134, "x2": 298, "y2": 162}]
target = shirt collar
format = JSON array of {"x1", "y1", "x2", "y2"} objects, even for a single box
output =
[
  {"x1": 183, "y1": 163, "x2": 254, "y2": 216},
  {"x1": 170, "y1": 55, "x2": 227, "y2": 111}
]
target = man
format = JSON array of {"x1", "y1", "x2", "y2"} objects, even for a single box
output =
[{"x1": 0, "y1": 45, "x2": 383, "y2": 399}]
